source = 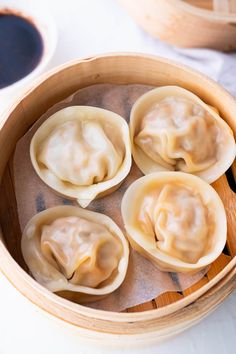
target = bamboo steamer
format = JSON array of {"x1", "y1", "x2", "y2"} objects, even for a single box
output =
[
  {"x1": 118, "y1": 0, "x2": 236, "y2": 51},
  {"x1": 0, "y1": 53, "x2": 236, "y2": 346}
]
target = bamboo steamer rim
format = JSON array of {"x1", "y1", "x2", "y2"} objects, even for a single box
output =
[
  {"x1": 0, "y1": 52, "x2": 236, "y2": 335},
  {"x1": 171, "y1": 0, "x2": 236, "y2": 22},
  {"x1": 2, "y1": 52, "x2": 236, "y2": 128},
  {"x1": 1, "y1": 243, "x2": 236, "y2": 322}
]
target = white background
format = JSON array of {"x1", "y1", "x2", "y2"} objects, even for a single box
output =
[{"x1": 1, "y1": 0, "x2": 236, "y2": 353}]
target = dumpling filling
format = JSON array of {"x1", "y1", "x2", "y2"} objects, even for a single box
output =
[
  {"x1": 138, "y1": 183, "x2": 210, "y2": 263},
  {"x1": 40, "y1": 216, "x2": 122, "y2": 288},
  {"x1": 135, "y1": 96, "x2": 220, "y2": 173}
]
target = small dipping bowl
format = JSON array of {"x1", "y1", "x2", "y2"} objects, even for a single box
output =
[{"x1": 0, "y1": 0, "x2": 57, "y2": 108}]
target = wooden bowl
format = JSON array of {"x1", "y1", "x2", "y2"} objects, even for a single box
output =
[
  {"x1": 0, "y1": 53, "x2": 236, "y2": 346},
  {"x1": 118, "y1": 0, "x2": 236, "y2": 51}
]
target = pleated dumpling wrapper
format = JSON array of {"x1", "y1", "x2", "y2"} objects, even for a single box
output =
[
  {"x1": 121, "y1": 172, "x2": 226, "y2": 273},
  {"x1": 30, "y1": 106, "x2": 132, "y2": 208},
  {"x1": 130, "y1": 86, "x2": 236, "y2": 183},
  {"x1": 21, "y1": 206, "x2": 129, "y2": 302}
]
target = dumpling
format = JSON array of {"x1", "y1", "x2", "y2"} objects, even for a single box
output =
[
  {"x1": 30, "y1": 106, "x2": 132, "y2": 208},
  {"x1": 121, "y1": 172, "x2": 226, "y2": 272},
  {"x1": 130, "y1": 86, "x2": 236, "y2": 183},
  {"x1": 21, "y1": 206, "x2": 129, "y2": 302}
]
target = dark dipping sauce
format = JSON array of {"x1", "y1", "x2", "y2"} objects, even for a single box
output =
[{"x1": 0, "y1": 13, "x2": 44, "y2": 89}]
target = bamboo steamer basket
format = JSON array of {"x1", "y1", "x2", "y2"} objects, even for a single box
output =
[
  {"x1": 118, "y1": 0, "x2": 236, "y2": 51},
  {"x1": 0, "y1": 53, "x2": 236, "y2": 346}
]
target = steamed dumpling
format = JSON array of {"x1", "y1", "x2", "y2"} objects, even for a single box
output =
[
  {"x1": 41, "y1": 217, "x2": 122, "y2": 288},
  {"x1": 136, "y1": 97, "x2": 217, "y2": 172},
  {"x1": 121, "y1": 172, "x2": 227, "y2": 272},
  {"x1": 30, "y1": 106, "x2": 131, "y2": 207},
  {"x1": 139, "y1": 184, "x2": 208, "y2": 264},
  {"x1": 130, "y1": 86, "x2": 235, "y2": 183},
  {"x1": 21, "y1": 206, "x2": 129, "y2": 302},
  {"x1": 38, "y1": 120, "x2": 123, "y2": 186}
]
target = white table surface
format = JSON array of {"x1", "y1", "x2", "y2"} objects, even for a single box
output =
[{"x1": 1, "y1": 1, "x2": 236, "y2": 353}]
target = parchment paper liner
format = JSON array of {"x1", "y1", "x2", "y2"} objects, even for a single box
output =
[{"x1": 14, "y1": 84, "x2": 208, "y2": 312}]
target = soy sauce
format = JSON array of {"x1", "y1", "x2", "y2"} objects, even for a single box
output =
[{"x1": 0, "y1": 13, "x2": 44, "y2": 89}]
